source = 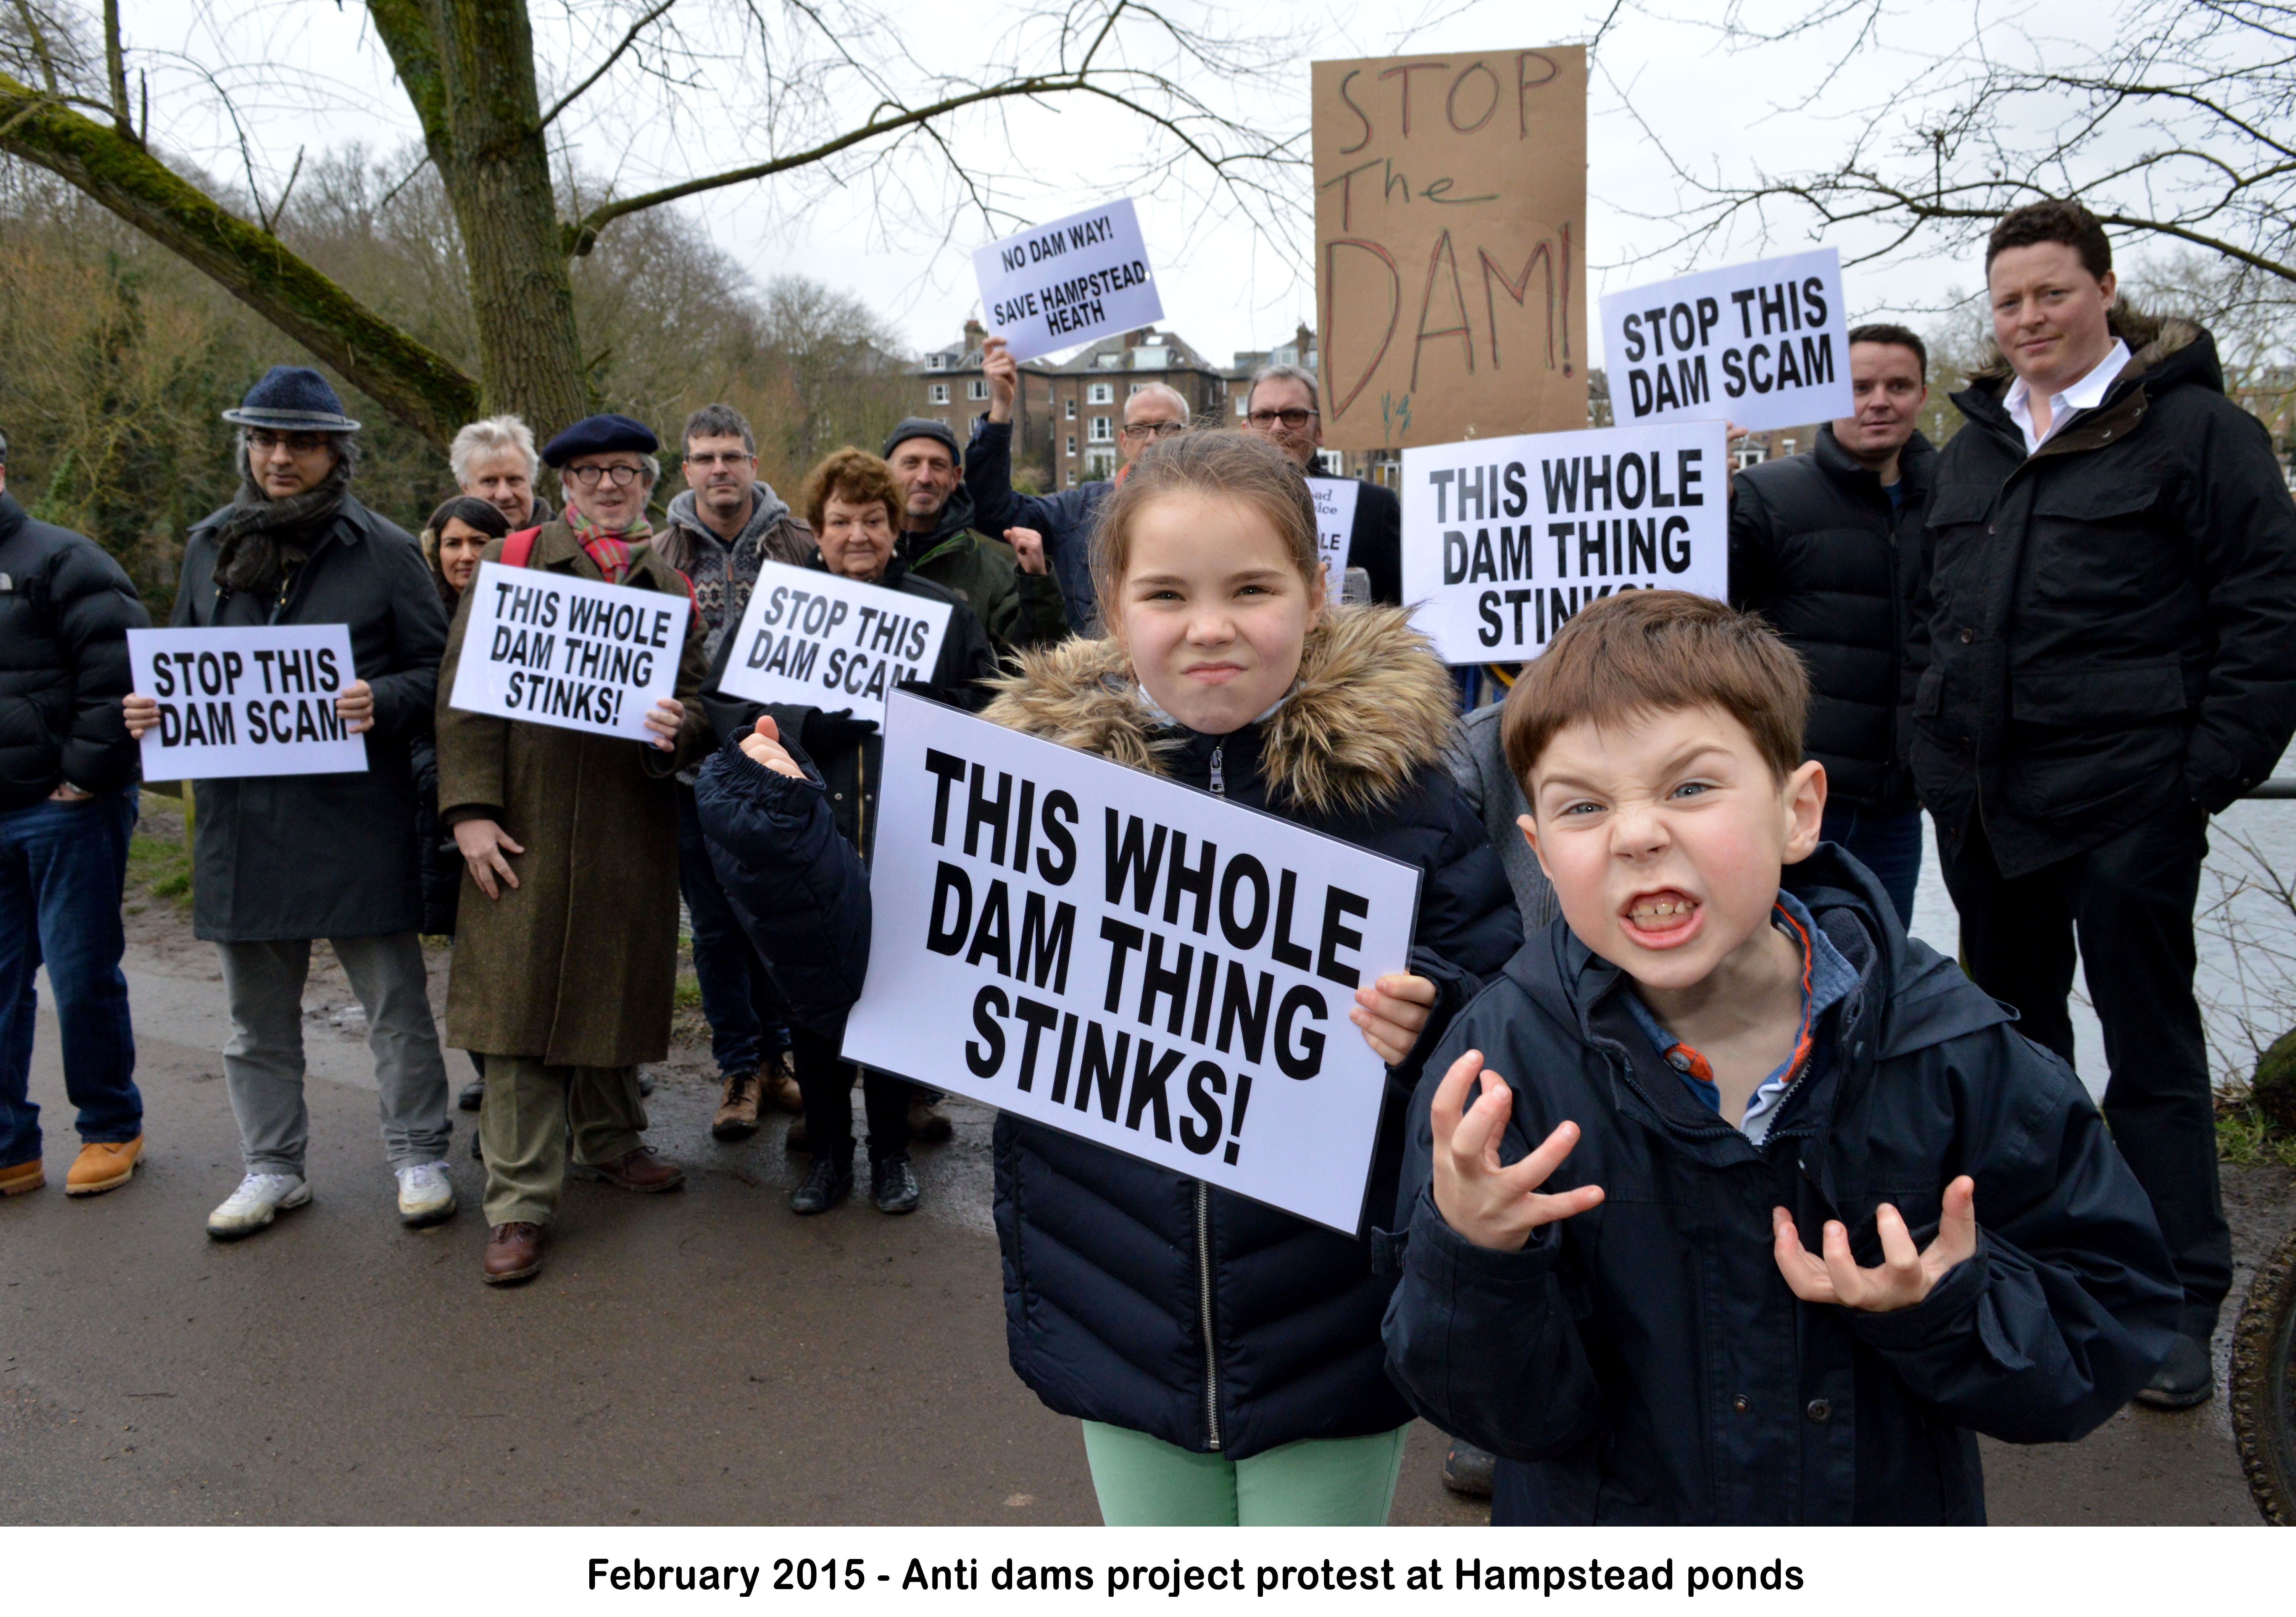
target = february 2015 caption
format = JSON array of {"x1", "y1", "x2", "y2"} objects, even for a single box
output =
[{"x1": 584, "y1": 1554, "x2": 1804, "y2": 1600}]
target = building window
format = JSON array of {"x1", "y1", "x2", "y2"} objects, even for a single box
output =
[
  {"x1": 1086, "y1": 448, "x2": 1117, "y2": 480},
  {"x1": 1087, "y1": 382, "x2": 1114, "y2": 405},
  {"x1": 1065, "y1": 398, "x2": 1077, "y2": 420},
  {"x1": 1234, "y1": 393, "x2": 1247, "y2": 416},
  {"x1": 1066, "y1": 435, "x2": 1077, "y2": 457},
  {"x1": 927, "y1": 382, "x2": 949, "y2": 404},
  {"x1": 1088, "y1": 416, "x2": 1113, "y2": 442},
  {"x1": 927, "y1": 354, "x2": 945, "y2": 371},
  {"x1": 968, "y1": 379, "x2": 988, "y2": 401}
]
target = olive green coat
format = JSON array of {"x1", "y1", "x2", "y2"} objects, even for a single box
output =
[{"x1": 434, "y1": 521, "x2": 713, "y2": 1066}]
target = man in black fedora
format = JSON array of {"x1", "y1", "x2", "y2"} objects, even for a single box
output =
[{"x1": 124, "y1": 365, "x2": 458, "y2": 1240}]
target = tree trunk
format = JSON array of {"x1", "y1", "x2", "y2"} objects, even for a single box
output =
[{"x1": 372, "y1": 0, "x2": 589, "y2": 437}]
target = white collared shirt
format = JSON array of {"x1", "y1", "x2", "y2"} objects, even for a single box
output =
[{"x1": 2004, "y1": 337, "x2": 2131, "y2": 454}]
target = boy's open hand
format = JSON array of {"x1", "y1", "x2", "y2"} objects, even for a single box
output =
[
  {"x1": 1771, "y1": 1176, "x2": 1978, "y2": 1312},
  {"x1": 739, "y1": 714, "x2": 805, "y2": 779},
  {"x1": 1430, "y1": 1049, "x2": 1605, "y2": 1252},
  {"x1": 1352, "y1": 972, "x2": 1435, "y2": 1065}
]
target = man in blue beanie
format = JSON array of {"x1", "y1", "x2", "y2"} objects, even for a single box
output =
[{"x1": 124, "y1": 366, "x2": 458, "y2": 1239}]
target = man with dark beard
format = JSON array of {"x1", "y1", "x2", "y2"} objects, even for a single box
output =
[{"x1": 125, "y1": 366, "x2": 456, "y2": 1239}]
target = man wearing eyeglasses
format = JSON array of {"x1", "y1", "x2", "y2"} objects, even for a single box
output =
[
  {"x1": 1239, "y1": 364, "x2": 1404, "y2": 606},
  {"x1": 966, "y1": 335, "x2": 1191, "y2": 633},
  {"x1": 655, "y1": 404, "x2": 812, "y2": 1143},
  {"x1": 433, "y1": 413, "x2": 715, "y2": 1286}
]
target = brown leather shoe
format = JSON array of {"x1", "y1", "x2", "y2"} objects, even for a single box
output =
[
  {"x1": 66, "y1": 1135, "x2": 143, "y2": 1196},
  {"x1": 0, "y1": 1158, "x2": 44, "y2": 1197},
  {"x1": 907, "y1": 1096, "x2": 954, "y2": 1143},
  {"x1": 483, "y1": 1221, "x2": 544, "y2": 1284},
  {"x1": 576, "y1": 1146, "x2": 685, "y2": 1192},
  {"x1": 761, "y1": 1054, "x2": 804, "y2": 1116},
  {"x1": 711, "y1": 1069, "x2": 762, "y2": 1141}
]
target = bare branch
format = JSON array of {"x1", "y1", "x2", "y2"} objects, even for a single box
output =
[{"x1": 536, "y1": 0, "x2": 681, "y2": 134}]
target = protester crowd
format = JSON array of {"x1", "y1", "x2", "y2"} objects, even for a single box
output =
[{"x1": 4, "y1": 197, "x2": 2294, "y2": 1525}]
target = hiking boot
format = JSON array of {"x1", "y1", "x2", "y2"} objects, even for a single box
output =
[
  {"x1": 65, "y1": 1136, "x2": 143, "y2": 1196},
  {"x1": 790, "y1": 1156, "x2": 853, "y2": 1215},
  {"x1": 711, "y1": 1069, "x2": 762, "y2": 1141},
  {"x1": 572, "y1": 1147, "x2": 684, "y2": 1193},
  {"x1": 483, "y1": 1222, "x2": 544, "y2": 1285},
  {"x1": 906, "y1": 1096, "x2": 953, "y2": 1143},
  {"x1": 457, "y1": 1078, "x2": 485, "y2": 1112},
  {"x1": 206, "y1": 1172, "x2": 310, "y2": 1240},
  {"x1": 761, "y1": 1053, "x2": 803, "y2": 1115},
  {"x1": 1442, "y1": 1440, "x2": 1497, "y2": 1498},
  {"x1": 871, "y1": 1154, "x2": 921, "y2": 1215},
  {"x1": 394, "y1": 1160, "x2": 456, "y2": 1227},
  {"x1": 2133, "y1": 1333, "x2": 2214, "y2": 1409},
  {"x1": 0, "y1": 1159, "x2": 45, "y2": 1197}
]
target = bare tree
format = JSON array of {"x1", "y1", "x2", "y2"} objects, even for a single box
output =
[
  {"x1": 1609, "y1": 1, "x2": 2296, "y2": 313},
  {"x1": 1, "y1": 1, "x2": 1303, "y2": 448}
]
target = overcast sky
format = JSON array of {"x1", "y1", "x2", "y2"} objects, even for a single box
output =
[{"x1": 121, "y1": 0, "x2": 2113, "y2": 368}]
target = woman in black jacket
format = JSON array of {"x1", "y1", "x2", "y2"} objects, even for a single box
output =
[
  {"x1": 699, "y1": 432, "x2": 1517, "y2": 1522},
  {"x1": 411, "y1": 495, "x2": 507, "y2": 1119}
]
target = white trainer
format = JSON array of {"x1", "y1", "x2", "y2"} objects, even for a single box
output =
[
  {"x1": 395, "y1": 1160, "x2": 456, "y2": 1227},
  {"x1": 206, "y1": 1172, "x2": 311, "y2": 1240}
]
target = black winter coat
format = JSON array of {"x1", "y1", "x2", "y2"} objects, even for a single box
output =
[
  {"x1": 0, "y1": 495, "x2": 150, "y2": 808},
  {"x1": 1731, "y1": 427, "x2": 1933, "y2": 811},
  {"x1": 980, "y1": 609, "x2": 1521, "y2": 1459},
  {"x1": 697, "y1": 555, "x2": 997, "y2": 858},
  {"x1": 1382, "y1": 846, "x2": 2181, "y2": 1524},
  {"x1": 1910, "y1": 312, "x2": 2296, "y2": 876},
  {"x1": 692, "y1": 734, "x2": 875, "y2": 1038},
  {"x1": 173, "y1": 494, "x2": 449, "y2": 941}
]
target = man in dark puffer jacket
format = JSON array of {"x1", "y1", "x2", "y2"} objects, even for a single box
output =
[
  {"x1": 1731, "y1": 324, "x2": 1935, "y2": 925},
  {"x1": 0, "y1": 431, "x2": 152, "y2": 1197},
  {"x1": 1909, "y1": 200, "x2": 2296, "y2": 1408}
]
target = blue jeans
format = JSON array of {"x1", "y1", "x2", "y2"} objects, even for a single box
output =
[
  {"x1": 0, "y1": 789, "x2": 142, "y2": 1164},
  {"x1": 676, "y1": 783, "x2": 783, "y2": 1078},
  {"x1": 1820, "y1": 803, "x2": 1922, "y2": 930}
]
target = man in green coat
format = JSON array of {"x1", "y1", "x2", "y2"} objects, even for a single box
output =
[
  {"x1": 435, "y1": 413, "x2": 714, "y2": 1286},
  {"x1": 882, "y1": 418, "x2": 1066, "y2": 657}
]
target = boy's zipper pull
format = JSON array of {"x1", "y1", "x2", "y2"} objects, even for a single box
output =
[{"x1": 1210, "y1": 742, "x2": 1225, "y2": 797}]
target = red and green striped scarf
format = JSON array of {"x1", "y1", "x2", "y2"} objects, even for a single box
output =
[{"x1": 563, "y1": 503, "x2": 651, "y2": 584}]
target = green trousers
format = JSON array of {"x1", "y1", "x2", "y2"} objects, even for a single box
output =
[
  {"x1": 477, "y1": 1055, "x2": 646, "y2": 1227},
  {"x1": 1080, "y1": 1420, "x2": 1409, "y2": 1526}
]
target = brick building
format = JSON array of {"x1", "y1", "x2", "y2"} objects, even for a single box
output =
[{"x1": 908, "y1": 319, "x2": 1058, "y2": 489}]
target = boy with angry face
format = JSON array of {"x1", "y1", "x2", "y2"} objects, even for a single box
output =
[{"x1": 1381, "y1": 590, "x2": 2180, "y2": 1525}]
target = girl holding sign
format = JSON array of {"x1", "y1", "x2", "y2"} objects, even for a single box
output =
[{"x1": 701, "y1": 431, "x2": 1517, "y2": 1523}]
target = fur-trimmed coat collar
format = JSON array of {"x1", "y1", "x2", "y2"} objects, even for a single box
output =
[{"x1": 981, "y1": 604, "x2": 1458, "y2": 817}]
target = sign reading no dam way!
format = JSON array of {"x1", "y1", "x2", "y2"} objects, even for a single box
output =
[{"x1": 843, "y1": 691, "x2": 1423, "y2": 1233}]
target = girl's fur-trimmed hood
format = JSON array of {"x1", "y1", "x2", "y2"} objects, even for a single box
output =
[{"x1": 981, "y1": 604, "x2": 1459, "y2": 817}]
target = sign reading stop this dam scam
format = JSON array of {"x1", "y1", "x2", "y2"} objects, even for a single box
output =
[{"x1": 129, "y1": 624, "x2": 368, "y2": 779}]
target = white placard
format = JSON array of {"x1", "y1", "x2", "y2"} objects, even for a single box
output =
[
  {"x1": 447, "y1": 560, "x2": 688, "y2": 742},
  {"x1": 1305, "y1": 476, "x2": 1360, "y2": 608},
  {"x1": 713, "y1": 561, "x2": 955, "y2": 725},
  {"x1": 1599, "y1": 247, "x2": 1853, "y2": 432},
  {"x1": 1400, "y1": 421, "x2": 1728, "y2": 665},
  {"x1": 843, "y1": 690, "x2": 1423, "y2": 1233},
  {"x1": 973, "y1": 198, "x2": 1165, "y2": 364},
  {"x1": 129, "y1": 624, "x2": 368, "y2": 779}
]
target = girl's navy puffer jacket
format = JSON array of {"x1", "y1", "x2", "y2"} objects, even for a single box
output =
[{"x1": 979, "y1": 609, "x2": 1519, "y2": 1459}]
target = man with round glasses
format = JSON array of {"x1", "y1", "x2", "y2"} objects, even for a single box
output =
[{"x1": 1238, "y1": 363, "x2": 1403, "y2": 606}]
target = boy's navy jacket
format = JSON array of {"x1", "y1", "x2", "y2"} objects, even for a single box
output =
[
  {"x1": 977, "y1": 608, "x2": 1520, "y2": 1460},
  {"x1": 1382, "y1": 844, "x2": 2180, "y2": 1524}
]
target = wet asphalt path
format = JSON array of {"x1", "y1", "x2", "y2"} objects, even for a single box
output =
[{"x1": 0, "y1": 938, "x2": 2279, "y2": 1526}]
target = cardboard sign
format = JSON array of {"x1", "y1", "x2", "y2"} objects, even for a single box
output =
[
  {"x1": 128, "y1": 624, "x2": 368, "y2": 779},
  {"x1": 713, "y1": 561, "x2": 954, "y2": 725},
  {"x1": 1400, "y1": 421, "x2": 1728, "y2": 664},
  {"x1": 974, "y1": 198, "x2": 1164, "y2": 363},
  {"x1": 1305, "y1": 476, "x2": 1360, "y2": 606},
  {"x1": 1599, "y1": 248, "x2": 1853, "y2": 432},
  {"x1": 1312, "y1": 48, "x2": 1588, "y2": 451},
  {"x1": 447, "y1": 560, "x2": 688, "y2": 742},
  {"x1": 842, "y1": 691, "x2": 1423, "y2": 1233}
]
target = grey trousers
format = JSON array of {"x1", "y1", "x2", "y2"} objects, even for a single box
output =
[{"x1": 214, "y1": 933, "x2": 451, "y2": 1176}]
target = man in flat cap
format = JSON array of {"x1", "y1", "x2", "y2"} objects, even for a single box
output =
[
  {"x1": 432, "y1": 411, "x2": 713, "y2": 1286},
  {"x1": 124, "y1": 365, "x2": 458, "y2": 1239}
]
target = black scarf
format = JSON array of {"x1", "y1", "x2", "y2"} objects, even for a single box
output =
[{"x1": 212, "y1": 441, "x2": 356, "y2": 599}]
